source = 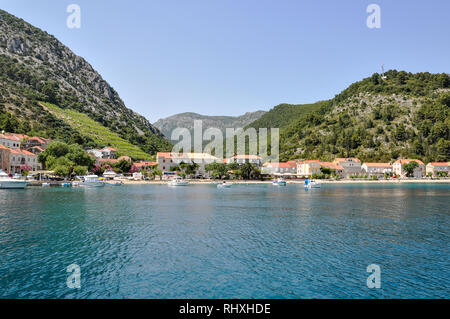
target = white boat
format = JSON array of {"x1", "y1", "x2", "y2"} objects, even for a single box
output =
[
  {"x1": 42, "y1": 182, "x2": 50, "y2": 187},
  {"x1": 272, "y1": 178, "x2": 287, "y2": 186},
  {"x1": 0, "y1": 170, "x2": 29, "y2": 189},
  {"x1": 217, "y1": 182, "x2": 232, "y2": 189},
  {"x1": 80, "y1": 175, "x2": 105, "y2": 188},
  {"x1": 304, "y1": 179, "x2": 321, "y2": 189},
  {"x1": 168, "y1": 176, "x2": 189, "y2": 186}
]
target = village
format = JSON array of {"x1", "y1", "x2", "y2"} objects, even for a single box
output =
[{"x1": 0, "y1": 131, "x2": 449, "y2": 183}]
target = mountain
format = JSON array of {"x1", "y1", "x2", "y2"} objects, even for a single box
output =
[
  {"x1": 246, "y1": 70, "x2": 450, "y2": 163},
  {"x1": 153, "y1": 111, "x2": 266, "y2": 139},
  {"x1": 0, "y1": 9, "x2": 171, "y2": 158}
]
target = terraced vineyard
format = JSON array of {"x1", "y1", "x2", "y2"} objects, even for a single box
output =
[{"x1": 42, "y1": 102, "x2": 152, "y2": 160}]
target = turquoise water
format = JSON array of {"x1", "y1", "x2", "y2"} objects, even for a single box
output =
[{"x1": 0, "y1": 183, "x2": 449, "y2": 299}]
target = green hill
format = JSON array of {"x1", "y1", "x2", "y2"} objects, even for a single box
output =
[
  {"x1": 0, "y1": 9, "x2": 171, "y2": 155},
  {"x1": 42, "y1": 102, "x2": 151, "y2": 160},
  {"x1": 247, "y1": 71, "x2": 450, "y2": 163}
]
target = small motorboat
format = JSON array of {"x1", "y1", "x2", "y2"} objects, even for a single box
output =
[
  {"x1": 61, "y1": 182, "x2": 72, "y2": 187},
  {"x1": 41, "y1": 182, "x2": 50, "y2": 187},
  {"x1": 217, "y1": 182, "x2": 232, "y2": 189},
  {"x1": 272, "y1": 178, "x2": 287, "y2": 186},
  {"x1": 304, "y1": 179, "x2": 321, "y2": 189},
  {"x1": 0, "y1": 170, "x2": 29, "y2": 189},
  {"x1": 80, "y1": 175, "x2": 105, "y2": 188},
  {"x1": 168, "y1": 176, "x2": 189, "y2": 186}
]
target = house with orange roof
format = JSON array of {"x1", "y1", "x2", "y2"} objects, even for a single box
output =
[
  {"x1": 8, "y1": 148, "x2": 41, "y2": 174},
  {"x1": 21, "y1": 136, "x2": 50, "y2": 154},
  {"x1": 393, "y1": 159, "x2": 425, "y2": 178},
  {"x1": 426, "y1": 162, "x2": 450, "y2": 177},
  {"x1": 361, "y1": 163, "x2": 393, "y2": 177},
  {"x1": 333, "y1": 158, "x2": 362, "y2": 178},
  {"x1": 319, "y1": 162, "x2": 344, "y2": 177},
  {"x1": 157, "y1": 152, "x2": 220, "y2": 177},
  {"x1": 297, "y1": 160, "x2": 321, "y2": 177},
  {"x1": 134, "y1": 161, "x2": 158, "y2": 169},
  {"x1": 87, "y1": 146, "x2": 117, "y2": 160},
  {"x1": 0, "y1": 133, "x2": 21, "y2": 149},
  {"x1": 263, "y1": 161, "x2": 297, "y2": 176}
]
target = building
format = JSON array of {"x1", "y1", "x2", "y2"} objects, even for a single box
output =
[
  {"x1": 0, "y1": 133, "x2": 22, "y2": 149},
  {"x1": 0, "y1": 144, "x2": 11, "y2": 173},
  {"x1": 87, "y1": 147, "x2": 117, "y2": 160},
  {"x1": 8, "y1": 149, "x2": 40, "y2": 174},
  {"x1": 225, "y1": 155, "x2": 263, "y2": 167},
  {"x1": 262, "y1": 161, "x2": 297, "y2": 176},
  {"x1": 361, "y1": 163, "x2": 393, "y2": 177},
  {"x1": 21, "y1": 136, "x2": 51, "y2": 154},
  {"x1": 333, "y1": 158, "x2": 362, "y2": 178},
  {"x1": 157, "y1": 152, "x2": 220, "y2": 177},
  {"x1": 393, "y1": 159, "x2": 425, "y2": 178},
  {"x1": 426, "y1": 162, "x2": 450, "y2": 177},
  {"x1": 134, "y1": 161, "x2": 158, "y2": 170},
  {"x1": 297, "y1": 160, "x2": 321, "y2": 177},
  {"x1": 319, "y1": 162, "x2": 344, "y2": 177}
]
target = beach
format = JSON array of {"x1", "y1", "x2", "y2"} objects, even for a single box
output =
[{"x1": 119, "y1": 178, "x2": 450, "y2": 185}]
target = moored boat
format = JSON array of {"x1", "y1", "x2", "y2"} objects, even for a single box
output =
[
  {"x1": 80, "y1": 175, "x2": 105, "y2": 188},
  {"x1": 0, "y1": 170, "x2": 28, "y2": 189},
  {"x1": 217, "y1": 182, "x2": 232, "y2": 189},
  {"x1": 304, "y1": 179, "x2": 321, "y2": 189},
  {"x1": 272, "y1": 178, "x2": 287, "y2": 186},
  {"x1": 168, "y1": 176, "x2": 189, "y2": 186}
]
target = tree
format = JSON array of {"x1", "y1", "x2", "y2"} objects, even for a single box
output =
[
  {"x1": 73, "y1": 166, "x2": 88, "y2": 176},
  {"x1": 114, "y1": 159, "x2": 132, "y2": 173},
  {"x1": 403, "y1": 161, "x2": 419, "y2": 177}
]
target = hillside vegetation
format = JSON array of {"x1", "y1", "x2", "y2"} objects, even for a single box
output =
[
  {"x1": 42, "y1": 102, "x2": 151, "y2": 160},
  {"x1": 267, "y1": 71, "x2": 450, "y2": 162},
  {"x1": 0, "y1": 9, "x2": 171, "y2": 155}
]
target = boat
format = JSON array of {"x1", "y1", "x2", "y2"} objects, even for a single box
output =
[
  {"x1": 210, "y1": 181, "x2": 220, "y2": 185},
  {"x1": 168, "y1": 176, "x2": 189, "y2": 186},
  {"x1": 80, "y1": 175, "x2": 105, "y2": 188},
  {"x1": 0, "y1": 170, "x2": 29, "y2": 189},
  {"x1": 217, "y1": 182, "x2": 232, "y2": 189},
  {"x1": 42, "y1": 183, "x2": 50, "y2": 187},
  {"x1": 272, "y1": 178, "x2": 287, "y2": 186},
  {"x1": 304, "y1": 179, "x2": 321, "y2": 189},
  {"x1": 61, "y1": 182, "x2": 72, "y2": 187}
]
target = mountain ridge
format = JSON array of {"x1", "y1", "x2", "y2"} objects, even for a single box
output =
[
  {"x1": 0, "y1": 9, "x2": 171, "y2": 157},
  {"x1": 153, "y1": 110, "x2": 266, "y2": 139}
]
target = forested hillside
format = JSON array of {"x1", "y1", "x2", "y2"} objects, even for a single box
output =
[
  {"x1": 247, "y1": 71, "x2": 450, "y2": 162},
  {"x1": 0, "y1": 9, "x2": 171, "y2": 157}
]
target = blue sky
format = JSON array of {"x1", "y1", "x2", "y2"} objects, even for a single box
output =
[{"x1": 1, "y1": 0, "x2": 449, "y2": 122}]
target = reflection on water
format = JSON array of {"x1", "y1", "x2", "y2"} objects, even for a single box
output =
[{"x1": 0, "y1": 183, "x2": 449, "y2": 298}]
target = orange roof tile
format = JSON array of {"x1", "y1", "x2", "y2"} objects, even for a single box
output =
[{"x1": 427, "y1": 162, "x2": 450, "y2": 167}]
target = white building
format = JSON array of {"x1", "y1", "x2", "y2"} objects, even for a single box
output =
[
  {"x1": 263, "y1": 161, "x2": 297, "y2": 176},
  {"x1": 393, "y1": 159, "x2": 425, "y2": 178},
  {"x1": 426, "y1": 162, "x2": 450, "y2": 177},
  {"x1": 157, "y1": 152, "x2": 220, "y2": 178},
  {"x1": 333, "y1": 158, "x2": 362, "y2": 178},
  {"x1": 9, "y1": 149, "x2": 40, "y2": 173},
  {"x1": 361, "y1": 163, "x2": 393, "y2": 177},
  {"x1": 297, "y1": 160, "x2": 321, "y2": 177},
  {"x1": 0, "y1": 133, "x2": 22, "y2": 149}
]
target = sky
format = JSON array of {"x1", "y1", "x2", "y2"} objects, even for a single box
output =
[{"x1": 1, "y1": 0, "x2": 449, "y2": 122}]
